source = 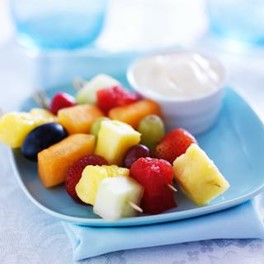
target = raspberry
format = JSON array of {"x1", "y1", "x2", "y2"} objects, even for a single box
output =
[
  {"x1": 65, "y1": 155, "x2": 108, "y2": 202},
  {"x1": 130, "y1": 157, "x2": 176, "y2": 214},
  {"x1": 96, "y1": 85, "x2": 138, "y2": 114},
  {"x1": 141, "y1": 186, "x2": 176, "y2": 215}
]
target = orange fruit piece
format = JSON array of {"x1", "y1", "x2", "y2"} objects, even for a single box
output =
[
  {"x1": 58, "y1": 104, "x2": 104, "y2": 134},
  {"x1": 38, "y1": 134, "x2": 95, "y2": 188},
  {"x1": 108, "y1": 99, "x2": 162, "y2": 128}
]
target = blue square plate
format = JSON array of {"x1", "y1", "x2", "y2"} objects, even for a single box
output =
[{"x1": 10, "y1": 86, "x2": 264, "y2": 226}]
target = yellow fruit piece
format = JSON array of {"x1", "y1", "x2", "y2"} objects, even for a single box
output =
[
  {"x1": 0, "y1": 109, "x2": 58, "y2": 148},
  {"x1": 75, "y1": 165, "x2": 129, "y2": 205},
  {"x1": 173, "y1": 144, "x2": 230, "y2": 205},
  {"x1": 0, "y1": 112, "x2": 40, "y2": 148},
  {"x1": 102, "y1": 165, "x2": 129, "y2": 177},
  {"x1": 95, "y1": 120, "x2": 141, "y2": 165},
  {"x1": 30, "y1": 108, "x2": 57, "y2": 123},
  {"x1": 38, "y1": 134, "x2": 95, "y2": 188}
]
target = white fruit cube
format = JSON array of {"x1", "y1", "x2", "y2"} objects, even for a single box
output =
[
  {"x1": 93, "y1": 176, "x2": 143, "y2": 221},
  {"x1": 95, "y1": 120, "x2": 141, "y2": 165},
  {"x1": 75, "y1": 165, "x2": 129, "y2": 205},
  {"x1": 173, "y1": 144, "x2": 230, "y2": 205},
  {"x1": 76, "y1": 74, "x2": 120, "y2": 104}
]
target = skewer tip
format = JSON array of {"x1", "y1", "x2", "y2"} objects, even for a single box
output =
[
  {"x1": 128, "y1": 201, "x2": 143, "y2": 213},
  {"x1": 72, "y1": 77, "x2": 86, "y2": 91},
  {"x1": 167, "y1": 184, "x2": 178, "y2": 192}
]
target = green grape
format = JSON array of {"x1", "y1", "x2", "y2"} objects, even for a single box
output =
[
  {"x1": 137, "y1": 115, "x2": 165, "y2": 153},
  {"x1": 90, "y1": 117, "x2": 109, "y2": 137}
]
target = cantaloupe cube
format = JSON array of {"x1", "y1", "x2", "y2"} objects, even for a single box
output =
[
  {"x1": 58, "y1": 104, "x2": 104, "y2": 134},
  {"x1": 173, "y1": 144, "x2": 230, "y2": 205},
  {"x1": 108, "y1": 99, "x2": 162, "y2": 128},
  {"x1": 95, "y1": 120, "x2": 141, "y2": 165},
  {"x1": 38, "y1": 134, "x2": 95, "y2": 188}
]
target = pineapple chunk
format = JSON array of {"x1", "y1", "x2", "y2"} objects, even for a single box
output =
[
  {"x1": 0, "y1": 110, "x2": 57, "y2": 148},
  {"x1": 0, "y1": 112, "x2": 35, "y2": 148},
  {"x1": 30, "y1": 108, "x2": 57, "y2": 123},
  {"x1": 75, "y1": 165, "x2": 129, "y2": 205},
  {"x1": 93, "y1": 176, "x2": 143, "y2": 221},
  {"x1": 173, "y1": 144, "x2": 230, "y2": 205},
  {"x1": 103, "y1": 165, "x2": 130, "y2": 177},
  {"x1": 95, "y1": 120, "x2": 141, "y2": 165}
]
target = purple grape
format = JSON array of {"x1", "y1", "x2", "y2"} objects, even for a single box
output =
[
  {"x1": 21, "y1": 122, "x2": 68, "y2": 161},
  {"x1": 123, "y1": 144, "x2": 150, "y2": 168}
]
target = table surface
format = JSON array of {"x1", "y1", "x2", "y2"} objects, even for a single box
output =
[{"x1": 1, "y1": 1, "x2": 264, "y2": 263}]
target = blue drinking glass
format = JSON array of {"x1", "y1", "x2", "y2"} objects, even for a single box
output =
[
  {"x1": 206, "y1": 0, "x2": 264, "y2": 46},
  {"x1": 9, "y1": 0, "x2": 108, "y2": 50}
]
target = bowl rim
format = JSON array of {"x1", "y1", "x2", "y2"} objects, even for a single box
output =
[{"x1": 127, "y1": 49, "x2": 227, "y2": 104}]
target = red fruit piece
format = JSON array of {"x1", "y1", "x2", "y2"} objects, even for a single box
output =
[
  {"x1": 50, "y1": 92, "x2": 76, "y2": 115},
  {"x1": 65, "y1": 154, "x2": 108, "y2": 203},
  {"x1": 130, "y1": 157, "x2": 176, "y2": 214},
  {"x1": 96, "y1": 85, "x2": 138, "y2": 114},
  {"x1": 155, "y1": 128, "x2": 197, "y2": 164}
]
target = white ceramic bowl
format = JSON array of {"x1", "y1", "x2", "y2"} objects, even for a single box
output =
[{"x1": 127, "y1": 50, "x2": 226, "y2": 134}]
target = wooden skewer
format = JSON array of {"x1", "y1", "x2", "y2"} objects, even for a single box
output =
[
  {"x1": 72, "y1": 77, "x2": 86, "y2": 91},
  {"x1": 33, "y1": 90, "x2": 49, "y2": 109},
  {"x1": 128, "y1": 201, "x2": 143, "y2": 213},
  {"x1": 167, "y1": 184, "x2": 177, "y2": 192}
]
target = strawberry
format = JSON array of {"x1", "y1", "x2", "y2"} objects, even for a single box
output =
[
  {"x1": 96, "y1": 85, "x2": 138, "y2": 114},
  {"x1": 65, "y1": 155, "x2": 108, "y2": 203},
  {"x1": 130, "y1": 157, "x2": 176, "y2": 214},
  {"x1": 155, "y1": 128, "x2": 197, "y2": 163},
  {"x1": 50, "y1": 92, "x2": 76, "y2": 115}
]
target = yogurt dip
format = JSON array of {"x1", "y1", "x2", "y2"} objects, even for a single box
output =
[
  {"x1": 128, "y1": 51, "x2": 225, "y2": 101},
  {"x1": 127, "y1": 50, "x2": 226, "y2": 134}
]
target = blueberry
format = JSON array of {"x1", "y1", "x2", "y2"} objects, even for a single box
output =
[{"x1": 21, "y1": 122, "x2": 68, "y2": 161}]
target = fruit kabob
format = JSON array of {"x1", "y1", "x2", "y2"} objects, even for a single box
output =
[{"x1": 0, "y1": 74, "x2": 230, "y2": 221}]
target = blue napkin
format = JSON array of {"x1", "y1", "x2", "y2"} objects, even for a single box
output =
[{"x1": 63, "y1": 199, "x2": 264, "y2": 261}]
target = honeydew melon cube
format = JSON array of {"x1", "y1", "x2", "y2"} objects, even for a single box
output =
[
  {"x1": 173, "y1": 144, "x2": 230, "y2": 205},
  {"x1": 95, "y1": 120, "x2": 141, "y2": 165},
  {"x1": 93, "y1": 176, "x2": 143, "y2": 221},
  {"x1": 75, "y1": 165, "x2": 129, "y2": 205},
  {"x1": 76, "y1": 74, "x2": 120, "y2": 104}
]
